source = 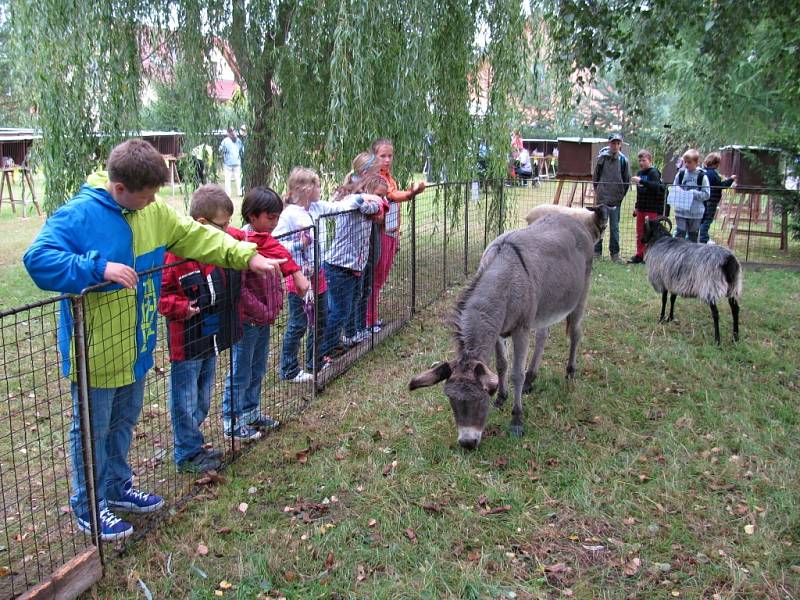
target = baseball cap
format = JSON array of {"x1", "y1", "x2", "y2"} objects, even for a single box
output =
[{"x1": 608, "y1": 133, "x2": 623, "y2": 142}]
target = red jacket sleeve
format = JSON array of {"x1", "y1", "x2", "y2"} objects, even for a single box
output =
[
  {"x1": 158, "y1": 253, "x2": 192, "y2": 320},
  {"x1": 228, "y1": 228, "x2": 300, "y2": 276}
]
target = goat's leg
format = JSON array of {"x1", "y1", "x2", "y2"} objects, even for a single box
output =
[
  {"x1": 667, "y1": 293, "x2": 677, "y2": 322},
  {"x1": 659, "y1": 290, "x2": 668, "y2": 322},
  {"x1": 494, "y1": 338, "x2": 509, "y2": 408},
  {"x1": 709, "y1": 301, "x2": 721, "y2": 344},
  {"x1": 523, "y1": 327, "x2": 549, "y2": 394},
  {"x1": 565, "y1": 314, "x2": 584, "y2": 380},
  {"x1": 729, "y1": 297, "x2": 740, "y2": 342},
  {"x1": 509, "y1": 329, "x2": 531, "y2": 438}
]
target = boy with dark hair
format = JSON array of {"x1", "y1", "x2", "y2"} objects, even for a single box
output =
[
  {"x1": 158, "y1": 184, "x2": 241, "y2": 474},
  {"x1": 628, "y1": 149, "x2": 665, "y2": 264},
  {"x1": 700, "y1": 152, "x2": 736, "y2": 244},
  {"x1": 23, "y1": 139, "x2": 284, "y2": 541}
]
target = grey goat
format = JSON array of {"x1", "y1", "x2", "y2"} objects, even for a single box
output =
[
  {"x1": 409, "y1": 210, "x2": 607, "y2": 448},
  {"x1": 642, "y1": 217, "x2": 742, "y2": 343}
]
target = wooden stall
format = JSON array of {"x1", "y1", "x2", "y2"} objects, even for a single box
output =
[
  {"x1": 0, "y1": 129, "x2": 41, "y2": 216},
  {"x1": 141, "y1": 131, "x2": 185, "y2": 190},
  {"x1": 716, "y1": 145, "x2": 787, "y2": 251},
  {"x1": 521, "y1": 138, "x2": 558, "y2": 179},
  {"x1": 553, "y1": 137, "x2": 630, "y2": 206}
]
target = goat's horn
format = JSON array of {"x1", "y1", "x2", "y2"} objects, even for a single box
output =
[{"x1": 657, "y1": 216, "x2": 673, "y2": 231}]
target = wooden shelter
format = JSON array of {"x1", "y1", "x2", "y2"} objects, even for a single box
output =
[
  {"x1": 0, "y1": 129, "x2": 41, "y2": 216},
  {"x1": 552, "y1": 137, "x2": 630, "y2": 206}
]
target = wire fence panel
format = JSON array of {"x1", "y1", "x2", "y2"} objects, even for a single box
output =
[
  {"x1": 1, "y1": 177, "x2": 797, "y2": 599},
  {"x1": 0, "y1": 298, "x2": 92, "y2": 598}
]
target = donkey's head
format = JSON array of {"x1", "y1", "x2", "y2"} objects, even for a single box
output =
[{"x1": 409, "y1": 359, "x2": 498, "y2": 449}]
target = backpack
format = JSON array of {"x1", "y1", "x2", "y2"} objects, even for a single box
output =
[{"x1": 677, "y1": 168, "x2": 707, "y2": 187}]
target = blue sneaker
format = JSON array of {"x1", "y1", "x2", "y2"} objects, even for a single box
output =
[
  {"x1": 107, "y1": 480, "x2": 164, "y2": 514},
  {"x1": 76, "y1": 508, "x2": 133, "y2": 542},
  {"x1": 224, "y1": 423, "x2": 262, "y2": 442},
  {"x1": 249, "y1": 414, "x2": 280, "y2": 430}
]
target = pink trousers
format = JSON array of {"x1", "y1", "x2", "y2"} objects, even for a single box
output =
[{"x1": 367, "y1": 233, "x2": 399, "y2": 327}]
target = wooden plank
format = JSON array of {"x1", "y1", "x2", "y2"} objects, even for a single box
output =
[{"x1": 18, "y1": 547, "x2": 102, "y2": 600}]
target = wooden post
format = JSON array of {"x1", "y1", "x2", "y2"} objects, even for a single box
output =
[
  {"x1": 18, "y1": 547, "x2": 102, "y2": 600},
  {"x1": 553, "y1": 179, "x2": 564, "y2": 205}
]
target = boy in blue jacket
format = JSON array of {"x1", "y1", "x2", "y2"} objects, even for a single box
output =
[{"x1": 23, "y1": 139, "x2": 284, "y2": 541}]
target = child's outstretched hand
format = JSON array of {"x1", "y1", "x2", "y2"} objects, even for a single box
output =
[
  {"x1": 409, "y1": 181, "x2": 426, "y2": 196},
  {"x1": 104, "y1": 261, "x2": 138, "y2": 289},
  {"x1": 248, "y1": 254, "x2": 286, "y2": 276},
  {"x1": 185, "y1": 300, "x2": 201, "y2": 318}
]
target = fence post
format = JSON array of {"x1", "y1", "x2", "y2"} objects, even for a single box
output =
[
  {"x1": 410, "y1": 196, "x2": 417, "y2": 315},
  {"x1": 71, "y1": 296, "x2": 103, "y2": 559},
  {"x1": 498, "y1": 178, "x2": 505, "y2": 236},
  {"x1": 464, "y1": 182, "x2": 469, "y2": 277},
  {"x1": 443, "y1": 186, "x2": 448, "y2": 291},
  {"x1": 312, "y1": 223, "x2": 320, "y2": 398}
]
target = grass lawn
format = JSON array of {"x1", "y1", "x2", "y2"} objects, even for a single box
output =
[{"x1": 90, "y1": 262, "x2": 800, "y2": 599}]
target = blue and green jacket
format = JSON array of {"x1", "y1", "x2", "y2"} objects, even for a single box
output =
[{"x1": 23, "y1": 172, "x2": 257, "y2": 387}]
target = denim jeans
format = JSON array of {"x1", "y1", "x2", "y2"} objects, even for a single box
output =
[
  {"x1": 353, "y1": 259, "x2": 374, "y2": 335},
  {"x1": 280, "y1": 291, "x2": 328, "y2": 379},
  {"x1": 169, "y1": 356, "x2": 216, "y2": 465},
  {"x1": 594, "y1": 205, "x2": 621, "y2": 256},
  {"x1": 322, "y1": 263, "x2": 359, "y2": 356},
  {"x1": 698, "y1": 201, "x2": 718, "y2": 244},
  {"x1": 675, "y1": 216, "x2": 700, "y2": 243},
  {"x1": 222, "y1": 323, "x2": 270, "y2": 430},
  {"x1": 69, "y1": 379, "x2": 145, "y2": 516}
]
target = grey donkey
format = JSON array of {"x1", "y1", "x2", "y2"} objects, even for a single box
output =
[{"x1": 409, "y1": 209, "x2": 607, "y2": 449}]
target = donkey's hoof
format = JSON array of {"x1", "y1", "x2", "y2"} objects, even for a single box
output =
[
  {"x1": 509, "y1": 425, "x2": 524, "y2": 438},
  {"x1": 522, "y1": 374, "x2": 536, "y2": 394},
  {"x1": 494, "y1": 391, "x2": 508, "y2": 408}
]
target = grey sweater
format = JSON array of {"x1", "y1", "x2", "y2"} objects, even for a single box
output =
[
  {"x1": 323, "y1": 195, "x2": 381, "y2": 271},
  {"x1": 593, "y1": 147, "x2": 631, "y2": 206}
]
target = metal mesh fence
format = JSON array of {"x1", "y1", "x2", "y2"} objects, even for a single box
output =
[{"x1": 1, "y1": 178, "x2": 797, "y2": 598}]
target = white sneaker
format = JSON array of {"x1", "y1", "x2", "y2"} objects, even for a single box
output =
[
  {"x1": 289, "y1": 370, "x2": 313, "y2": 383},
  {"x1": 707, "y1": 240, "x2": 716, "y2": 245}
]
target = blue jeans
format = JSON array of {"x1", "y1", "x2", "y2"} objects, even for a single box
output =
[
  {"x1": 280, "y1": 291, "x2": 327, "y2": 379},
  {"x1": 699, "y1": 201, "x2": 718, "y2": 244},
  {"x1": 594, "y1": 205, "x2": 621, "y2": 256},
  {"x1": 69, "y1": 379, "x2": 145, "y2": 516},
  {"x1": 322, "y1": 263, "x2": 359, "y2": 356},
  {"x1": 169, "y1": 356, "x2": 216, "y2": 465},
  {"x1": 222, "y1": 323, "x2": 270, "y2": 430}
]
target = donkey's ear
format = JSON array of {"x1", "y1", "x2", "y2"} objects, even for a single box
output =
[
  {"x1": 409, "y1": 361, "x2": 452, "y2": 390},
  {"x1": 473, "y1": 361, "x2": 499, "y2": 396}
]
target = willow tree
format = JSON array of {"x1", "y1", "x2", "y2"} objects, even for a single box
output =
[{"x1": 11, "y1": 0, "x2": 531, "y2": 213}]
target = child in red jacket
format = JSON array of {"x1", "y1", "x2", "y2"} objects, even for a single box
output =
[
  {"x1": 158, "y1": 185, "x2": 245, "y2": 473},
  {"x1": 223, "y1": 187, "x2": 309, "y2": 440}
]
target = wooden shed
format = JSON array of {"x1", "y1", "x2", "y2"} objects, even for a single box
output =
[
  {"x1": 0, "y1": 129, "x2": 40, "y2": 167},
  {"x1": 719, "y1": 145, "x2": 782, "y2": 191},
  {"x1": 556, "y1": 137, "x2": 630, "y2": 179},
  {"x1": 521, "y1": 138, "x2": 557, "y2": 156},
  {"x1": 140, "y1": 131, "x2": 184, "y2": 157}
]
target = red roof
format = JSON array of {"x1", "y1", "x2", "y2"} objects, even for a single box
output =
[{"x1": 211, "y1": 79, "x2": 239, "y2": 102}]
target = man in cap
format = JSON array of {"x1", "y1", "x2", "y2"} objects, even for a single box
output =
[{"x1": 592, "y1": 133, "x2": 631, "y2": 263}]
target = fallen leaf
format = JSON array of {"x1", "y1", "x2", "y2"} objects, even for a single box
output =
[
  {"x1": 467, "y1": 549, "x2": 481, "y2": 562},
  {"x1": 622, "y1": 517, "x2": 635, "y2": 525},
  {"x1": 355, "y1": 564, "x2": 368, "y2": 582},
  {"x1": 372, "y1": 430, "x2": 384, "y2": 441},
  {"x1": 0, "y1": 566, "x2": 11, "y2": 577},
  {"x1": 214, "y1": 591, "x2": 223, "y2": 597},
  {"x1": 623, "y1": 557, "x2": 641, "y2": 577},
  {"x1": 477, "y1": 495, "x2": 489, "y2": 507},
  {"x1": 284, "y1": 571, "x2": 297, "y2": 583},
  {"x1": 480, "y1": 504, "x2": 512, "y2": 516},
  {"x1": 324, "y1": 552, "x2": 335, "y2": 570},
  {"x1": 238, "y1": 502, "x2": 249, "y2": 514},
  {"x1": 403, "y1": 424, "x2": 415, "y2": 434},
  {"x1": 744, "y1": 524, "x2": 755, "y2": 535},
  {"x1": 493, "y1": 457, "x2": 508, "y2": 468},
  {"x1": 296, "y1": 451, "x2": 309, "y2": 464},
  {"x1": 248, "y1": 486, "x2": 258, "y2": 495},
  {"x1": 451, "y1": 542, "x2": 464, "y2": 557},
  {"x1": 219, "y1": 580, "x2": 233, "y2": 590},
  {"x1": 217, "y1": 527, "x2": 232, "y2": 535},
  {"x1": 581, "y1": 544, "x2": 605, "y2": 552},
  {"x1": 405, "y1": 528, "x2": 418, "y2": 542},
  {"x1": 196, "y1": 543, "x2": 209, "y2": 556},
  {"x1": 420, "y1": 503, "x2": 443, "y2": 514},
  {"x1": 368, "y1": 518, "x2": 378, "y2": 528},
  {"x1": 196, "y1": 471, "x2": 227, "y2": 486},
  {"x1": 382, "y1": 460, "x2": 398, "y2": 476}
]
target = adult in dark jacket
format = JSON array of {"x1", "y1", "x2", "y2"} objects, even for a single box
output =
[
  {"x1": 628, "y1": 149, "x2": 665, "y2": 263},
  {"x1": 699, "y1": 152, "x2": 736, "y2": 244},
  {"x1": 592, "y1": 133, "x2": 631, "y2": 262}
]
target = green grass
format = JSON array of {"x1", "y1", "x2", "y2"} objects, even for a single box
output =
[{"x1": 90, "y1": 263, "x2": 800, "y2": 599}]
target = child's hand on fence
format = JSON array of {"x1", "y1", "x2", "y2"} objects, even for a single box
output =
[
  {"x1": 185, "y1": 300, "x2": 200, "y2": 318},
  {"x1": 104, "y1": 261, "x2": 138, "y2": 289},
  {"x1": 300, "y1": 230, "x2": 313, "y2": 248},
  {"x1": 410, "y1": 181, "x2": 426, "y2": 196}
]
